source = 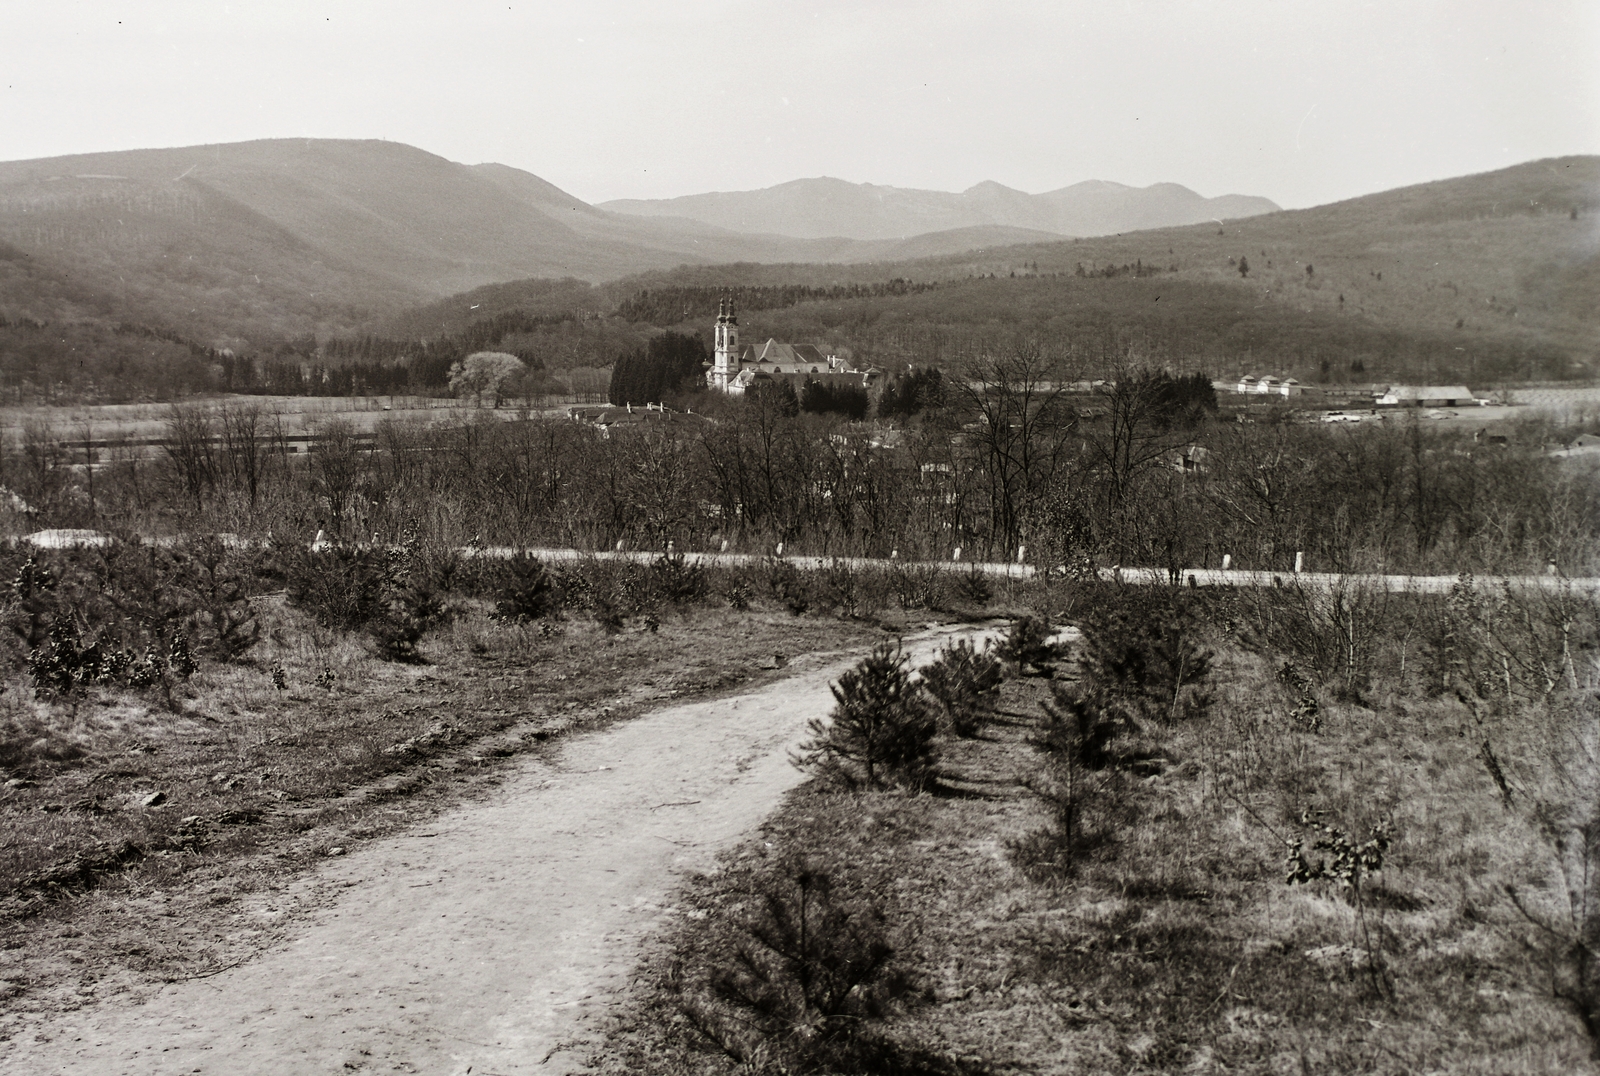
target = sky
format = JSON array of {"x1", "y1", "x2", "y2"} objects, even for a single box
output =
[{"x1": 3, "y1": 0, "x2": 1596, "y2": 210}]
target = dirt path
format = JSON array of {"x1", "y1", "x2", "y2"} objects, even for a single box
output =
[{"x1": 4, "y1": 625, "x2": 984, "y2": 1076}]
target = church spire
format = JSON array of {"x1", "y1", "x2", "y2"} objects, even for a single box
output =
[{"x1": 711, "y1": 293, "x2": 740, "y2": 391}]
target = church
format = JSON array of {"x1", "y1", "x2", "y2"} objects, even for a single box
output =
[{"x1": 706, "y1": 298, "x2": 878, "y2": 396}]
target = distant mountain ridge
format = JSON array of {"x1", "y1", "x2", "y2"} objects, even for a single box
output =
[
  {"x1": 600, "y1": 176, "x2": 1280, "y2": 240},
  {"x1": 0, "y1": 139, "x2": 1070, "y2": 342}
]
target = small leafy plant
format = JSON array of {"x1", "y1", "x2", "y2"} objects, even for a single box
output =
[{"x1": 1284, "y1": 809, "x2": 1393, "y2": 894}]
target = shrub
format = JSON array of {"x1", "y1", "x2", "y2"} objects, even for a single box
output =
[
  {"x1": 995, "y1": 615, "x2": 1065, "y2": 677},
  {"x1": 490, "y1": 553, "x2": 558, "y2": 622},
  {"x1": 764, "y1": 556, "x2": 811, "y2": 615},
  {"x1": 176, "y1": 536, "x2": 260, "y2": 662},
  {"x1": 680, "y1": 861, "x2": 949, "y2": 1074},
  {"x1": 891, "y1": 564, "x2": 946, "y2": 611},
  {"x1": 919, "y1": 638, "x2": 1003, "y2": 738},
  {"x1": 550, "y1": 561, "x2": 600, "y2": 611},
  {"x1": 649, "y1": 552, "x2": 708, "y2": 606},
  {"x1": 793, "y1": 641, "x2": 938, "y2": 791},
  {"x1": 369, "y1": 580, "x2": 447, "y2": 663},
  {"x1": 953, "y1": 567, "x2": 993, "y2": 607},
  {"x1": 813, "y1": 561, "x2": 893, "y2": 619},
  {"x1": 1010, "y1": 682, "x2": 1131, "y2": 877},
  {"x1": 281, "y1": 543, "x2": 388, "y2": 632},
  {"x1": 280, "y1": 534, "x2": 451, "y2": 662},
  {"x1": 4, "y1": 543, "x2": 218, "y2": 705},
  {"x1": 1284, "y1": 809, "x2": 1392, "y2": 895},
  {"x1": 26, "y1": 625, "x2": 163, "y2": 701},
  {"x1": 1076, "y1": 588, "x2": 1213, "y2": 722}
]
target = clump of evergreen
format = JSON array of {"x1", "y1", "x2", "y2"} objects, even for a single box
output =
[
  {"x1": 608, "y1": 330, "x2": 708, "y2": 405},
  {"x1": 996, "y1": 615, "x2": 1066, "y2": 677},
  {"x1": 877, "y1": 366, "x2": 944, "y2": 418},
  {"x1": 680, "y1": 861, "x2": 940, "y2": 1074},
  {"x1": 800, "y1": 380, "x2": 870, "y2": 420},
  {"x1": 281, "y1": 530, "x2": 452, "y2": 662},
  {"x1": 490, "y1": 553, "x2": 558, "y2": 622},
  {"x1": 920, "y1": 637, "x2": 1004, "y2": 738},
  {"x1": 1076, "y1": 589, "x2": 1213, "y2": 723}
]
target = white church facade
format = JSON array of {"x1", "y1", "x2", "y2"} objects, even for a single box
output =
[{"x1": 706, "y1": 298, "x2": 878, "y2": 396}]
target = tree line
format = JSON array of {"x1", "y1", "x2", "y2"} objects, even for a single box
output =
[
  {"x1": 612, "y1": 280, "x2": 939, "y2": 326},
  {"x1": 5, "y1": 351, "x2": 1594, "y2": 581}
]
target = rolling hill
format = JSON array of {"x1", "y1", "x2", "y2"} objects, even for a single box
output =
[
  {"x1": 600, "y1": 176, "x2": 1280, "y2": 240},
  {"x1": 579, "y1": 155, "x2": 1600, "y2": 371},
  {"x1": 0, "y1": 139, "x2": 1115, "y2": 346},
  {"x1": 0, "y1": 138, "x2": 1592, "y2": 401},
  {"x1": 389, "y1": 156, "x2": 1597, "y2": 391}
]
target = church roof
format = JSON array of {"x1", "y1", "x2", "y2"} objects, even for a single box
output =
[{"x1": 750, "y1": 339, "x2": 829, "y2": 365}]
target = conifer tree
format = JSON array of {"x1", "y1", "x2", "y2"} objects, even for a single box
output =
[{"x1": 792, "y1": 641, "x2": 938, "y2": 791}]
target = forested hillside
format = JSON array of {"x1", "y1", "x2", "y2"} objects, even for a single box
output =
[
  {"x1": 395, "y1": 156, "x2": 1597, "y2": 389},
  {"x1": 0, "y1": 139, "x2": 1097, "y2": 351},
  {"x1": 1, "y1": 154, "x2": 1593, "y2": 402}
]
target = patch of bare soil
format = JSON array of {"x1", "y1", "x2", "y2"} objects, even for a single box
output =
[{"x1": 0, "y1": 622, "x2": 986, "y2": 1074}]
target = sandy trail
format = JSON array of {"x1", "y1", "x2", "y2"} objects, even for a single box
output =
[{"x1": 6, "y1": 625, "x2": 982, "y2": 1076}]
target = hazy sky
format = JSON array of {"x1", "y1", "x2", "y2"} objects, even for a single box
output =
[{"x1": 4, "y1": 0, "x2": 1596, "y2": 209}]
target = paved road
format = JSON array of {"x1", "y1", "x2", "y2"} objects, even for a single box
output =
[{"x1": 470, "y1": 547, "x2": 1600, "y2": 597}]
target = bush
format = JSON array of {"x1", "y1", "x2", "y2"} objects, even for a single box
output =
[
  {"x1": 280, "y1": 534, "x2": 451, "y2": 662},
  {"x1": 764, "y1": 556, "x2": 811, "y2": 615},
  {"x1": 679, "y1": 861, "x2": 959, "y2": 1075},
  {"x1": 281, "y1": 543, "x2": 388, "y2": 632},
  {"x1": 1011, "y1": 682, "x2": 1131, "y2": 877},
  {"x1": 490, "y1": 553, "x2": 558, "y2": 622},
  {"x1": 649, "y1": 552, "x2": 708, "y2": 606},
  {"x1": 176, "y1": 536, "x2": 260, "y2": 661},
  {"x1": 995, "y1": 615, "x2": 1065, "y2": 677},
  {"x1": 27, "y1": 625, "x2": 164, "y2": 700},
  {"x1": 919, "y1": 638, "x2": 1003, "y2": 738},
  {"x1": 1076, "y1": 587, "x2": 1213, "y2": 723},
  {"x1": 793, "y1": 641, "x2": 938, "y2": 791},
  {"x1": 953, "y1": 568, "x2": 993, "y2": 607},
  {"x1": 3, "y1": 543, "x2": 221, "y2": 704},
  {"x1": 891, "y1": 564, "x2": 946, "y2": 611}
]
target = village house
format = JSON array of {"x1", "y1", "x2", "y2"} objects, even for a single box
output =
[
  {"x1": 1233, "y1": 374, "x2": 1303, "y2": 397},
  {"x1": 566, "y1": 403, "x2": 705, "y2": 438}
]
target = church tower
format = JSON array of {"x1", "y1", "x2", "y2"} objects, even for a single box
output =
[{"x1": 710, "y1": 296, "x2": 740, "y2": 391}]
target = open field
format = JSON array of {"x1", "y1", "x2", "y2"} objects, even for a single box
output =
[{"x1": 0, "y1": 394, "x2": 594, "y2": 448}]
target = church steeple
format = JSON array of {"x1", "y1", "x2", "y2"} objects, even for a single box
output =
[{"x1": 711, "y1": 295, "x2": 740, "y2": 391}]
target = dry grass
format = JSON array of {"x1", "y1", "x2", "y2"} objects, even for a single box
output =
[{"x1": 588, "y1": 634, "x2": 1600, "y2": 1074}]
